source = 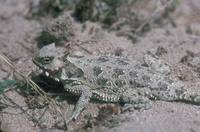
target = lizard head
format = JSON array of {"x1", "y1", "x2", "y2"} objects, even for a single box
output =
[
  {"x1": 33, "y1": 43, "x2": 66, "y2": 76},
  {"x1": 33, "y1": 43, "x2": 84, "y2": 82}
]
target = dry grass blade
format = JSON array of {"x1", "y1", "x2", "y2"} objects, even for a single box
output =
[
  {"x1": 0, "y1": 53, "x2": 16, "y2": 70},
  {"x1": 0, "y1": 53, "x2": 68, "y2": 128}
]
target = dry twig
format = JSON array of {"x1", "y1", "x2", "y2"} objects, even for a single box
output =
[{"x1": 0, "y1": 52, "x2": 68, "y2": 129}]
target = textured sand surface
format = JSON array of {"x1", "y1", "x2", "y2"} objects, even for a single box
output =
[{"x1": 1, "y1": 0, "x2": 200, "y2": 131}]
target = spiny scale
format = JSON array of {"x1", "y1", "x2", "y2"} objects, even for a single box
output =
[{"x1": 92, "y1": 91, "x2": 119, "y2": 102}]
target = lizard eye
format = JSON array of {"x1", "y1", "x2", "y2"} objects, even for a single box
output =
[{"x1": 42, "y1": 57, "x2": 53, "y2": 64}]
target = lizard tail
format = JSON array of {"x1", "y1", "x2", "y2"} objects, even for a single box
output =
[
  {"x1": 151, "y1": 91, "x2": 200, "y2": 105},
  {"x1": 176, "y1": 92, "x2": 200, "y2": 105}
]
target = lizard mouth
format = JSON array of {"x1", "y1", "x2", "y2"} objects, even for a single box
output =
[
  {"x1": 43, "y1": 70, "x2": 61, "y2": 82},
  {"x1": 44, "y1": 71, "x2": 60, "y2": 82},
  {"x1": 34, "y1": 65, "x2": 62, "y2": 83},
  {"x1": 32, "y1": 58, "x2": 63, "y2": 83}
]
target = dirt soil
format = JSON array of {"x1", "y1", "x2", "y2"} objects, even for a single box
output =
[{"x1": 1, "y1": 0, "x2": 200, "y2": 132}]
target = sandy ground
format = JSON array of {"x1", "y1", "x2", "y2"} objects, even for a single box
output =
[{"x1": 1, "y1": 0, "x2": 200, "y2": 132}]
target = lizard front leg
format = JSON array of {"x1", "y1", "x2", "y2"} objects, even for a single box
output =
[{"x1": 64, "y1": 84, "x2": 92, "y2": 121}]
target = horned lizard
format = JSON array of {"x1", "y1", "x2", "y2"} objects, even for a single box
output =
[{"x1": 33, "y1": 43, "x2": 200, "y2": 122}]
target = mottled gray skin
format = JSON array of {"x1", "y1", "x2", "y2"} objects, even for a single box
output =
[{"x1": 33, "y1": 43, "x2": 200, "y2": 122}]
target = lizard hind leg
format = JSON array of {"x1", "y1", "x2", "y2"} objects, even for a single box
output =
[{"x1": 119, "y1": 95, "x2": 152, "y2": 111}]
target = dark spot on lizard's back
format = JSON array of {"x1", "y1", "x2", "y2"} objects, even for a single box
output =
[
  {"x1": 141, "y1": 75, "x2": 151, "y2": 83},
  {"x1": 106, "y1": 66, "x2": 112, "y2": 69},
  {"x1": 97, "y1": 78, "x2": 109, "y2": 86},
  {"x1": 129, "y1": 71, "x2": 151, "y2": 87},
  {"x1": 112, "y1": 68, "x2": 125, "y2": 78},
  {"x1": 129, "y1": 71, "x2": 138, "y2": 78},
  {"x1": 87, "y1": 58, "x2": 93, "y2": 62},
  {"x1": 129, "y1": 80, "x2": 134, "y2": 85},
  {"x1": 164, "y1": 77, "x2": 173, "y2": 84},
  {"x1": 93, "y1": 66, "x2": 103, "y2": 76},
  {"x1": 157, "y1": 81, "x2": 168, "y2": 91},
  {"x1": 115, "y1": 59, "x2": 129, "y2": 65},
  {"x1": 115, "y1": 79, "x2": 126, "y2": 87},
  {"x1": 97, "y1": 56, "x2": 109, "y2": 62},
  {"x1": 175, "y1": 88, "x2": 186, "y2": 96}
]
